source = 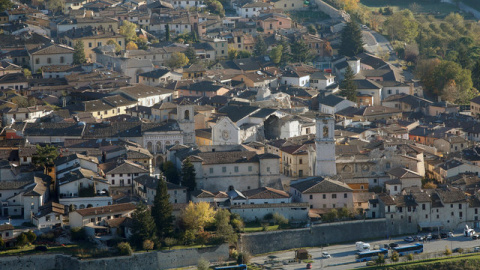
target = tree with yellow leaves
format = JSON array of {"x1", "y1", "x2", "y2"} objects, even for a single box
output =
[
  {"x1": 126, "y1": 41, "x2": 138, "y2": 50},
  {"x1": 181, "y1": 202, "x2": 215, "y2": 232},
  {"x1": 338, "y1": 0, "x2": 359, "y2": 13},
  {"x1": 166, "y1": 52, "x2": 189, "y2": 69}
]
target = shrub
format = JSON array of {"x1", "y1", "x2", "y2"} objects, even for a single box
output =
[
  {"x1": 26, "y1": 231, "x2": 37, "y2": 243},
  {"x1": 142, "y1": 239, "x2": 154, "y2": 251},
  {"x1": 391, "y1": 251, "x2": 399, "y2": 262},
  {"x1": 444, "y1": 247, "x2": 452, "y2": 256},
  {"x1": 71, "y1": 227, "x2": 86, "y2": 241},
  {"x1": 376, "y1": 253, "x2": 385, "y2": 265},
  {"x1": 263, "y1": 213, "x2": 273, "y2": 220},
  {"x1": 16, "y1": 233, "x2": 28, "y2": 247},
  {"x1": 197, "y1": 258, "x2": 209, "y2": 270},
  {"x1": 117, "y1": 242, "x2": 133, "y2": 256},
  {"x1": 164, "y1": 237, "x2": 177, "y2": 250},
  {"x1": 407, "y1": 253, "x2": 414, "y2": 261},
  {"x1": 237, "y1": 252, "x2": 251, "y2": 264},
  {"x1": 230, "y1": 249, "x2": 239, "y2": 260},
  {"x1": 272, "y1": 212, "x2": 288, "y2": 225}
]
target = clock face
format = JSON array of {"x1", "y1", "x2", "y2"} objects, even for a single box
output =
[{"x1": 222, "y1": 130, "x2": 230, "y2": 140}]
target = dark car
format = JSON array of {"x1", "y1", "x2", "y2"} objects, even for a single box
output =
[
  {"x1": 440, "y1": 232, "x2": 448, "y2": 239},
  {"x1": 473, "y1": 235, "x2": 480, "y2": 240},
  {"x1": 34, "y1": 246, "x2": 48, "y2": 251},
  {"x1": 384, "y1": 244, "x2": 390, "y2": 249},
  {"x1": 432, "y1": 234, "x2": 440, "y2": 240},
  {"x1": 389, "y1": 243, "x2": 399, "y2": 248}
]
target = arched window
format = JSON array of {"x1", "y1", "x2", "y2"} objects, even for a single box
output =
[
  {"x1": 156, "y1": 141, "x2": 162, "y2": 154},
  {"x1": 184, "y1": 110, "x2": 190, "y2": 120},
  {"x1": 147, "y1": 141, "x2": 153, "y2": 153},
  {"x1": 323, "y1": 126, "x2": 329, "y2": 138},
  {"x1": 79, "y1": 204, "x2": 85, "y2": 209}
]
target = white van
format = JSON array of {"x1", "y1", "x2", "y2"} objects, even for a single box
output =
[{"x1": 356, "y1": 241, "x2": 371, "y2": 252}]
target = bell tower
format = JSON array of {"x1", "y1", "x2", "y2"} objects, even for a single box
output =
[
  {"x1": 177, "y1": 100, "x2": 195, "y2": 145},
  {"x1": 315, "y1": 115, "x2": 336, "y2": 176}
]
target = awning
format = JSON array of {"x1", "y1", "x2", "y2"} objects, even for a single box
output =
[{"x1": 418, "y1": 221, "x2": 443, "y2": 228}]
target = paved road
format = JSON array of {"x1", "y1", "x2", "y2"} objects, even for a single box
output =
[
  {"x1": 251, "y1": 231, "x2": 480, "y2": 270},
  {"x1": 362, "y1": 28, "x2": 398, "y2": 62}
]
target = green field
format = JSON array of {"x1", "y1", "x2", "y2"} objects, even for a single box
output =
[{"x1": 360, "y1": 0, "x2": 460, "y2": 16}]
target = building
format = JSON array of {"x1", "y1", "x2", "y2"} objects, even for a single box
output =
[
  {"x1": 69, "y1": 203, "x2": 136, "y2": 228},
  {"x1": 236, "y1": 2, "x2": 272, "y2": 18},
  {"x1": 315, "y1": 116, "x2": 336, "y2": 176},
  {"x1": 27, "y1": 43, "x2": 74, "y2": 73},
  {"x1": 138, "y1": 69, "x2": 182, "y2": 86},
  {"x1": 318, "y1": 94, "x2": 356, "y2": 115},
  {"x1": 134, "y1": 175, "x2": 187, "y2": 204},
  {"x1": 290, "y1": 176, "x2": 354, "y2": 209}
]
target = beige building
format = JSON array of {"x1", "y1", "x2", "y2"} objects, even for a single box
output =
[
  {"x1": 27, "y1": 44, "x2": 74, "y2": 73},
  {"x1": 69, "y1": 203, "x2": 136, "y2": 228}
]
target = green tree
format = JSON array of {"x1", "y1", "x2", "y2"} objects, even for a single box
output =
[
  {"x1": 73, "y1": 41, "x2": 86, "y2": 65},
  {"x1": 339, "y1": 65, "x2": 357, "y2": 102},
  {"x1": 164, "y1": 237, "x2": 177, "y2": 250},
  {"x1": 142, "y1": 239, "x2": 154, "y2": 251},
  {"x1": 279, "y1": 38, "x2": 291, "y2": 65},
  {"x1": 181, "y1": 158, "x2": 196, "y2": 191},
  {"x1": 185, "y1": 46, "x2": 198, "y2": 64},
  {"x1": 151, "y1": 179, "x2": 174, "y2": 239},
  {"x1": 432, "y1": 60, "x2": 473, "y2": 104},
  {"x1": 214, "y1": 209, "x2": 237, "y2": 244},
  {"x1": 197, "y1": 258, "x2": 210, "y2": 270},
  {"x1": 26, "y1": 231, "x2": 37, "y2": 243},
  {"x1": 0, "y1": 236, "x2": 4, "y2": 249},
  {"x1": 47, "y1": 0, "x2": 64, "y2": 13},
  {"x1": 307, "y1": 25, "x2": 317, "y2": 35},
  {"x1": 204, "y1": 0, "x2": 224, "y2": 17},
  {"x1": 23, "y1": 69, "x2": 31, "y2": 77},
  {"x1": 161, "y1": 161, "x2": 180, "y2": 184},
  {"x1": 130, "y1": 203, "x2": 157, "y2": 248},
  {"x1": 291, "y1": 39, "x2": 310, "y2": 63},
  {"x1": 272, "y1": 212, "x2": 288, "y2": 225},
  {"x1": 16, "y1": 233, "x2": 28, "y2": 247},
  {"x1": 338, "y1": 207, "x2": 350, "y2": 219},
  {"x1": 107, "y1": 39, "x2": 122, "y2": 53},
  {"x1": 120, "y1": 21, "x2": 137, "y2": 42},
  {"x1": 165, "y1": 24, "x2": 170, "y2": 41},
  {"x1": 228, "y1": 47, "x2": 238, "y2": 60},
  {"x1": 376, "y1": 253, "x2": 385, "y2": 265},
  {"x1": 391, "y1": 251, "x2": 399, "y2": 262},
  {"x1": 472, "y1": 60, "x2": 480, "y2": 90},
  {"x1": 237, "y1": 50, "x2": 251, "y2": 59},
  {"x1": 0, "y1": 0, "x2": 12, "y2": 12},
  {"x1": 269, "y1": 45, "x2": 283, "y2": 65},
  {"x1": 339, "y1": 21, "x2": 364, "y2": 57},
  {"x1": 32, "y1": 145, "x2": 58, "y2": 173},
  {"x1": 117, "y1": 242, "x2": 133, "y2": 256},
  {"x1": 254, "y1": 35, "x2": 267, "y2": 57},
  {"x1": 166, "y1": 52, "x2": 189, "y2": 69},
  {"x1": 384, "y1": 10, "x2": 419, "y2": 43},
  {"x1": 323, "y1": 209, "x2": 338, "y2": 222}
]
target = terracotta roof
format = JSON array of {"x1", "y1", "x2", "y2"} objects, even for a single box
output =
[
  {"x1": 73, "y1": 203, "x2": 136, "y2": 217},
  {"x1": 0, "y1": 224, "x2": 14, "y2": 231}
]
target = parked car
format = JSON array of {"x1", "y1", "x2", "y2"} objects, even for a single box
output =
[
  {"x1": 453, "y1": 248, "x2": 463, "y2": 253},
  {"x1": 432, "y1": 234, "x2": 440, "y2": 240},
  {"x1": 404, "y1": 236, "x2": 415, "y2": 242},
  {"x1": 474, "y1": 246, "x2": 480, "y2": 252},
  {"x1": 426, "y1": 233, "x2": 432, "y2": 240},
  {"x1": 472, "y1": 235, "x2": 479, "y2": 240},
  {"x1": 440, "y1": 232, "x2": 448, "y2": 239},
  {"x1": 383, "y1": 244, "x2": 390, "y2": 249},
  {"x1": 322, "y1": 252, "x2": 331, "y2": 258},
  {"x1": 389, "y1": 243, "x2": 399, "y2": 248},
  {"x1": 448, "y1": 232, "x2": 454, "y2": 238},
  {"x1": 306, "y1": 263, "x2": 312, "y2": 269}
]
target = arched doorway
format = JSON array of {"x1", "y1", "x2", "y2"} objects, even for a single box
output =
[
  {"x1": 147, "y1": 141, "x2": 153, "y2": 153},
  {"x1": 156, "y1": 141, "x2": 162, "y2": 154}
]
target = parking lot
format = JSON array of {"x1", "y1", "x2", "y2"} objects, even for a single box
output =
[{"x1": 250, "y1": 231, "x2": 480, "y2": 270}]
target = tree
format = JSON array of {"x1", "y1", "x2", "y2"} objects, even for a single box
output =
[
  {"x1": 126, "y1": 41, "x2": 138, "y2": 50},
  {"x1": 228, "y1": 47, "x2": 238, "y2": 60},
  {"x1": 0, "y1": 236, "x2": 4, "y2": 249},
  {"x1": 291, "y1": 39, "x2": 310, "y2": 63},
  {"x1": 107, "y1": 40, "x2": 122, "y2": 53},
  {"x1": 47, "y1": 0, "x2": 64, "y2": 13},
  {"x1": 338, "y1": 207, "x2": 350, "y2": 219},
  {"x1": 432, "y1": 60, "x2": 473, "y2": 104},
  {"x1": 391, "y1": 251, "x2": 399, "y2": 262},
  {"x1": 269, "y1": 45, "x2": 283, "y2": 65},
  {"x1": 423, "y1": 181, "x2": 437, "y2": 189},
  {"x1": 117, "y1": 242, "x2": 133, "y2": 256},
  {"x1": 130, "y1": 203, "x2": 157, "y2": 248},
  {"x1": 165, "y1": 24, "x2": 170, "y2": 41},
  {"x1": 254, "y1": 35, "x2": 267, "y2": 57},
  {"x1": 142, "y1": 239, "x2": 154, "y2": 251},
  {"x1": 181, "y1": 158, "x2": 196, "y2": 191},
  {"x1": 384, "y1": 10, "x2": 419, "y2": 43},
  {"x1": 185, "y1": 46, "x2": 198, "y2": 64},
  {"x1": 181, "y1": 202, "x2": 215, "y2": 232},
  {"x1": 444, "y1": 246, "x2": 452, "y2": 256},
  {"x1": 214, "y1": 209, "x2": 237, "y2": 244},
  {"x1": 237, "y1": 50, "x2": 251, "y2": 59},
  {"x1": 161, "y1": 161, "x2": 180, "y2": 184},
  {"x1": 407, "y1": 253, "x2": 414, "y2": 261},
  {"x1": 120, "y1": 21, "x2": 137, "y2": 42},
  {"x1": 272, "y1": 212, "x2": 288, "y2": 225},
  {"x1": 338, "y1": 0, "x2": 359, "y2": 13},
  {"x1": 339, "y1": 65, "x2": 357, "y2": 102},
  {"x1": 197, "y1": 258, "x2": 210, "y2": 270},
  {"x1": 204, "y1": 0, "x2": 224, "y2": 17},
  {"x1": 73, "y1": 41, "x2": 86, "y2": 65},
  {"x1": 23, "y1": 69, "x2": 31, "y2": 78},
  {"x1": 472, "y1": 60, "x2": 480, "y2": 90},
  {"x1": 164, "y1": 237, "x2": 177, "y2": 250},
  {"x1": 166, "y1": 52, "x2": 189, "y2": 69},
  {"x1": 279, "y1": 38, "x2": 291, "y2": 65},
  {"x1": 0, "y1": 0, "x2": 12, "y2": 12},
  {"x1": 375, "y1": 253, "x2": 385, "y2": 266},
  {"x1": 307, "y1": 25, "x2": 316, "y2": 35},
  {"x1": 32, "y1": 145, "x2": 58, "y2": 173},
  {"x1": 16, "y1": 233, "x2": 28, "y2": 247},
  {"x1": 339, "y1": 21, "x2": 364, "y2": 57},
  {"x1": 151, "y1": 179, "x2": 174, "y2": 239},
  {"x1": 323, "y1": 209, "x2": 338, "y2": 222},
  {"x1": 26, "y1": 231, "x2": 36, "y2": 243}
]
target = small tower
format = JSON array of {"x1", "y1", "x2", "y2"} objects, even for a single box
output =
[
  {"x1": 177, "y1": 100, "x2": 195, "y2": 145},
  {"x1": 315, "y1": 115, "x2": 336, "y2": 176}
]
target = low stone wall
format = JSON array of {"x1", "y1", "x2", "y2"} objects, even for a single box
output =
[
  {"x1": 1, "y1": 244, "x2": 229, "y2": 270},
  {"x1": 238, "y1": 218, "x2": 417, "y2": 255}
]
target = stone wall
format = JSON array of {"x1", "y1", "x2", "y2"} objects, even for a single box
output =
[
  {"x1": 1, "y1": 244, "x2": 229, "y2": 270},
  {"x1": 238, "y1": 218, "x2": 417, "y2": 255},
  {"x1": 312, "y1": 0, "x2": 349, "y2": 21}
]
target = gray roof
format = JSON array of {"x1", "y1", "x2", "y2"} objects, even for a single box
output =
[
  {"x1": 290, "y1": 177, "x2": 352, "y2": 193},
  {"x1": 318, "y1": 94, "x2": 348, "y2": 107}
]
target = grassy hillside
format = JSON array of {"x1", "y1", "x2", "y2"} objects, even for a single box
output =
[{"x1": 360, "y1": 0, "x2": 459, "y2": 17}]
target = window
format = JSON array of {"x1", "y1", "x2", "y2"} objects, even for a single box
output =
[
  {"x1": 248, "y1": 166, "x2": 252, "y2": 172},
  {"x1": 460, "y1": 211, "x2": 463, "y2": 218},
  {"x1": 360, "y1": 185, "x2": 364, "y2": 190},
  {"x1": 299, "y1": 158, "x2": 303, "y2": 164},
  {"x1": 112, "y1": 180, "x2": 115, "y2": 185},
  {"x1": 332, "y1": 194, "x2": 337, "y2": 199},
  {"x1": 91, "y1": 218, "x2": 95, "y2": 223},
  {"x1": 332, "y1": 204, "x2": 336, "y2": 208},
  {"x1": 209, "y1": 168, "x2": 213, "y2": 173},
  {"x1": 299, "y1": 170, "x2": 303, "y2": 177},
  {"x1": 89, "y1": 42, "x2": 92, "y2": 48},
  {"x1": 459, "y1": 204, "x2": 462, "y2": 209},
  {"x1": 267, "y1": 167, "x2": 270, "y2": 172},
  {"x1": 344, "y1": 193, "x2": 347, "y2": 198},
  {"x1": 322, "y1": 194, "x2": 326, "y2": 199},
  {"x1": 309, "y1": 195, "x2": 313, "y2": 199},
  {"x1": 98, "y1": 42, "x2": 102, "y2": 46},
  {"x1": 60, "y1": 56, "x2": 64, "y2": 63},
  {"x1": 451, "y1": 204, "x2": 453, "y2": 208},
  {"x1": 47, "y1": 57, "x2": 51, "y2": 64},
  {"x1": 422, "y1": 204, "x2": 426, "y2": 210},
  {"x1": 46, "y1": 215, "x2": 51, "y2": 221},
  {"x1": 222, "y1": 167, "x2": 226, "y2": 173},
  {"x1": 120, "y1": 174, "x2": 123, "y2": 177},
  {"x1": 476, "y1": 208, "x2": 478, "y2": 215},
  {"x1": 394, "y1": 186, "x2": 398, "y2": 191},
  {"x1": 234, "y1": 166, "x2": 239, "y2": 172},
  {"x1": 451, "y1": 212, "x2": 454, "y2": 216}
]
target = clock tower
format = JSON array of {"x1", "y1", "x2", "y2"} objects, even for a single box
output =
[{"x1": 315, "y1": 115, "x2": 337, "y2": 176}]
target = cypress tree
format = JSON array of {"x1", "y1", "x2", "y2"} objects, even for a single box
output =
[
  {"x1": 340, "y1": 65, "x2": 358, "y2": 102},
  {"x1": 339, "y1": 21, "x2": 364, "y2": 57},
  {"x1": 73, "y1": 41, "x2": 86, "y2": 65},
  {"x1": 165, "y1": 24, "x2": 170, "y2": 41},
  {"x1": 130, "y1": 203, "x2": 157, "y2": 248},
  {"x1": 181, "y1": 158, "x2": 196, "y2": 191},
  {"x1": 151, "y1": 178, "x2": 173, "y2": 239},
  {"x1": 254, "y1": 35, "x2": 267, "y2": 57}
]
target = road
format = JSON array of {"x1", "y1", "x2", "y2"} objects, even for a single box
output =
[
  {"x1": 361, "y1": 28, "x2": 397, "y2": 62},
  {"x1": 250, "y1": 231, "x2": 480, "y2": 270}
]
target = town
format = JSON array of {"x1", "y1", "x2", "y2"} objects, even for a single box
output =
[{"x1": 1, "y1": 0, "x2": 480, "y2": 269}]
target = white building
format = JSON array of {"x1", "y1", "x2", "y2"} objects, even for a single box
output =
[
  {"x1": 113, "y1": 84, "x2": 174, "y2": 107},
  {"x1": 315, "y1": 116, "x2": 336, "y2": 176},
  {"x1": 27, "y1": 44, "x2": 74, "y2": 73},
  {"x1": 290, "y1": 176, "x2": 354, "y2": 209},
  {"x1": 69, "y1": 203, "x2": 136, "y2": 228},
  {"x1": 310, "y1": 72, "x2": 335, "y2": 90},
  {"x1": 281, "y1": 70, "x2": 310, "y2": 87},
  {"x1": 318, "y1": 94, "x2": 356, "y2": 115}
]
